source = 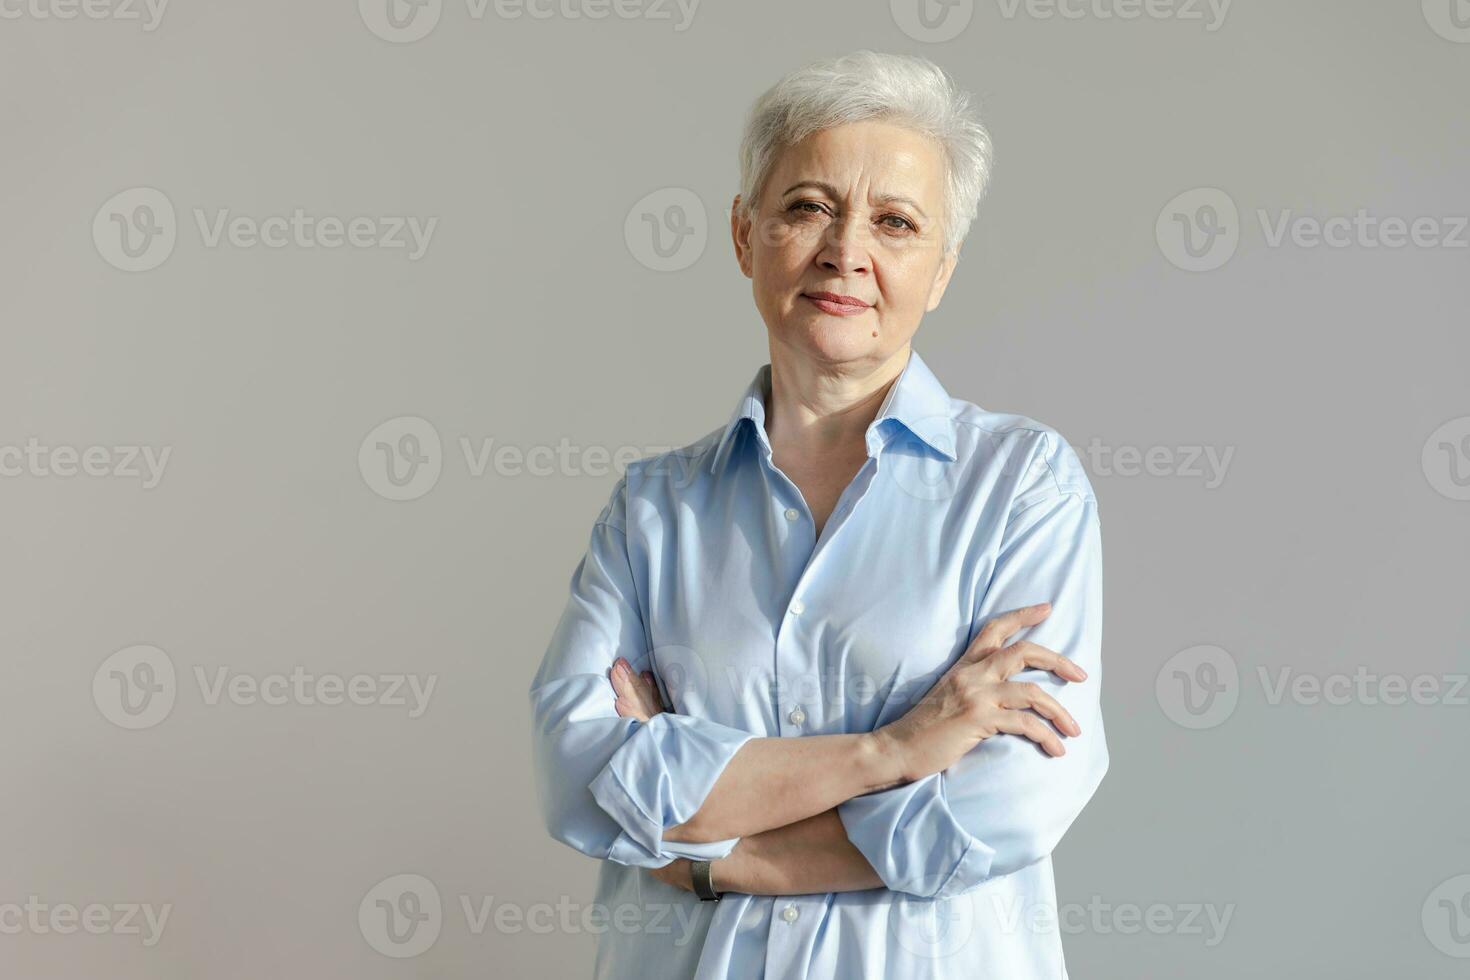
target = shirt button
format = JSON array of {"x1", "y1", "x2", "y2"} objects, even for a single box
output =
[
  {"x1": 781, "y1": 905, "x2": 799, "y2": 923},
  {"x1": 788, "y1": 707, "x2": 806, "y2": 726},
  {"x1": 784, "y1": 507, "x2": 799, "y2": 521},
  {"x1": 789, "y1": 598, "x2": 805, "y2": 616}
]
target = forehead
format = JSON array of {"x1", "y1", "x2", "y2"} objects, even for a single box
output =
[{"x1": 769, "y1": 120, "x2": 945, "y2": 201}]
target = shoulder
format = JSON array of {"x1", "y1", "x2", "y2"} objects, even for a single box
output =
[
  {"x1": 949, "y1": 401, "x2": 1096, "y2": 509},
  {"x1": 596, "y1": 423, "x2": 726, "y2": 529}
]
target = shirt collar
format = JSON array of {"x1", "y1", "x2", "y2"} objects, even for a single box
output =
[{"x1": 711, "y1": 347, "x2": 958, "y2": 472}]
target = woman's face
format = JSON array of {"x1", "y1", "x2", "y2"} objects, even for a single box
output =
[{"x1": 732, "y1": 119, "x2": 958, "y2": 368}]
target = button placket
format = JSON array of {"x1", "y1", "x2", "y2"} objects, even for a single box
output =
[
  {"x1": 764, "y1": 896, "x2": 809, "y2": 978},
  {"x1": 769, "y1": 457, "x2": 879, "y2": 739}
]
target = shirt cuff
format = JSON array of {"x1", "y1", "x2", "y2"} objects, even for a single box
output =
[
  {"x1": 837, "y1": 773, "x2": 998, "y2": 900},
  {"x1": 932, "y1": 834, "x2": 997, "y2": 900},
  {"x1": 588, "y1": 712, "x2": 755, "y2": 865}
]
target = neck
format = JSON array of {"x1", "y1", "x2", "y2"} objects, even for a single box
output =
[{"x1": 762, "y1": 342, "x2": 911, "y2": 458}]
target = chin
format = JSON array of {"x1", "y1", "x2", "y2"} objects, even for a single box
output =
[{"x1": 788, "y1": 316, "x2": 881, "y2": 362}]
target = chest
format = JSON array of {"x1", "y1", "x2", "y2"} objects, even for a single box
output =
[
  {"x1": 771, "y1": 446, "x2": 869, "y2": 537},
  {"x1": 629, "y1": 457, "x2": 997, "y2": 735}
]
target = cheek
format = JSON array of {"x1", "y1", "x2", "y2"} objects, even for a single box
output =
[
  {"x1": 754, "y1": 246, "x2": 809, "y2": 293},
  {"x1": 875, "y1": 253, "x2": 936, "y2": 310},
  {"x1": 751, "y1": 215, "x2": 803, "y2": 259}
]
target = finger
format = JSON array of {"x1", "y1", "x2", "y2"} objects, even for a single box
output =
[
  {"x1": 980, "y1": 641, "x2": 1087, "y2": 685},
  {"x1": 614, "y1": 684, "x2": 651, "y2": 721},
  {"x1": 610, "y1": 659, "x2": 657, "y2": 721},
  {"x1": 609, "y1": 657, "x2": 637, "y2": 697},
  {"x1": 611, "y1": 659, "x2": 661, "y2": 708},
  {"x1": 614, "y1": 695, "x2": 649, "y2": 721},
  {"x1": 626, "y1": 670, "x2": 663, "y2": 717},
  {"x1": 999, "y1": 640, "x2": 1088, "y2": 682},
  {"x1": 998, "y1": 681, "x2": 1080, "y2": 737},
  {"x1": 642, "y1": 670, "x2": 671, "y2": 713},
  {"x1": 961, "y1": 602, "x2": 1052, "y2": 662},
  {"x1": 992, "y1": 709, "x2": 1067, "y2": 757}
]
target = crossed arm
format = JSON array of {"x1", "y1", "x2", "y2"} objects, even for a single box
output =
[
  {"x1": 530, "y1": 458, "x2": 1106, "y2": 902},
  {"x1": 608, "y1": 660, "x2": 890, "y2": 895},
  {"x1": 605, "y1": 598, "x2": 1084, "y2": 897}
]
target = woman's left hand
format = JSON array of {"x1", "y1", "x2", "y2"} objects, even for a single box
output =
[{"x1": 609, "y1": 657, "x2": 669, "y2": 722}]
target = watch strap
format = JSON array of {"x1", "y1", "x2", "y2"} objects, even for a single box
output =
[{"x1": 691, "y1": 859, "x2": 722, "y2": 901}]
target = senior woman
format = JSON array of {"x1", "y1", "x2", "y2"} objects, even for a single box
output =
[{"x1": 529, "y1": 50, "x2": 1107, "y2": 979}]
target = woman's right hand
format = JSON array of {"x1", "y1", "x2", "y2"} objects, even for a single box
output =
[{"x1": 872, "y1": 602, "x2": 1087, "y2": 784}]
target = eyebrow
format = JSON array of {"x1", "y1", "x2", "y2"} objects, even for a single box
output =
[{"x1": 780, "y1": 180, "x2": 928, "y2": 220}]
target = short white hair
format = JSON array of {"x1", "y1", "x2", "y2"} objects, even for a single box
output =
[{"x1": 736, "y1": 50, "x2": 994, "y2": 258}]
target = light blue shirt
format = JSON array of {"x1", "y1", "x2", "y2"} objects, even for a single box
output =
[{"x1": 529, "y1": 347, "x2": 1108, "y2": 979}]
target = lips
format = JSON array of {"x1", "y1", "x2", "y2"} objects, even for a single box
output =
[{"x1": 803, "y1": 291, "x2": 871, "y2": 317}]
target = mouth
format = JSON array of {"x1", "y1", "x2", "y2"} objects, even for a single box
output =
[{"x1": 802, "y1": 291, "x2": 872, "y2": 317}]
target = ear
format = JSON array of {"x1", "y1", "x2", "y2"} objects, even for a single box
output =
[
  {"x1": 925, "y1": 250, "x2": 958, "y2": 312},
  {"x1": 730, "y1": 194, "x2": 753, "y2": 279}
]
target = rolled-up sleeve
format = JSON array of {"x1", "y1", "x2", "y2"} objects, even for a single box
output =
[
  {"x1": 529, "y1": 472, "x2": 756, "y2": 868},
  {"x1": 837, "y1": 434, "x2": 1108, "y2": 899}
]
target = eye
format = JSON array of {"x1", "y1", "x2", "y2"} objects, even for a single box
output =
[
  {"x1": 789, "y1": 201, "x2": 829, "y2": 218},
  {"x1": 880, "y1": 213, "x2": 917, "y2": 232}
]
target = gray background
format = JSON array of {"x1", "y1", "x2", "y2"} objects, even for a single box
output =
[{"x1": 3, "y1": 0, "x2": 1468, "y2": 976}]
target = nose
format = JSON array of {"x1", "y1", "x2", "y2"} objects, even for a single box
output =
[{"x1": 816, "y1": 213, "x2": 871, "y2": 277}]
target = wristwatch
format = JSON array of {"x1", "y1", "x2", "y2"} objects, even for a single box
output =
[{"x1": 690, "y1": 860, "x2": 722, "y2": 902}]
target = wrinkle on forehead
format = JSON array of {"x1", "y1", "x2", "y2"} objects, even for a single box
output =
[{"x1": 769, "y1": 122, "x2": 945, "y2": 213}]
